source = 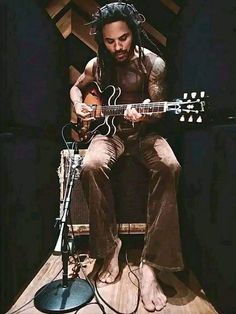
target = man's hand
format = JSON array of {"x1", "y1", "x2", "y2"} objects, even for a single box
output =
[
  {"x1": 73, "y1": 102, "x2": 95, "y2": 121},
  {"x1": 124, "y1": 99, "x2": 151, "y2": 123}
]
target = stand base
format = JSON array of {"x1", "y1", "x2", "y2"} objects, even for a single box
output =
[{"x1": 34, "y1": 278, "x2": 94, "y2": 313}]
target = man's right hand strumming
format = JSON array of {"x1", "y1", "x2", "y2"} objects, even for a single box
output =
[{"x1": 73, "y1": 101, "x2": 95, "y2": 122}]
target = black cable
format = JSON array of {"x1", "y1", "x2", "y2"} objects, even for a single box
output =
[
  {"x1": 125, "y1": 252, "x2": 140, "y2": 289},
  {"x1": 93, "y1": 248, "x2": 141, "y2": 314},
  {"x1": 127, "y1": 268, "x2": 139, "y2": 289},
  {"x1": 74, "y1": 301, "x2": 106, "y2": 314},
  {"x1": 61, "y1": 123, "x2": 73, "y2": 151},
  {"x1": 71, "y1": 250, "x2": 106, "y2": 314},
  {"x1": 69, "y1": 228, "x2": 106, "y2": 313}
]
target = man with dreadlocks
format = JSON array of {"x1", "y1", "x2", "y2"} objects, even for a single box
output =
[{"x1": 70, "y1": 1, "x2": 184, "y2": 312}]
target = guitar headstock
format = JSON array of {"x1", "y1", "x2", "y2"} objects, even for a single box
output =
[{"x1": 176, "y1": 91, "x2": 208, "y2": 124}]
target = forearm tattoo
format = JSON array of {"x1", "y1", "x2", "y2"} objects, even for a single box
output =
[{"x1": 148, "y1": 57, "x2": 166, "y2": 101}]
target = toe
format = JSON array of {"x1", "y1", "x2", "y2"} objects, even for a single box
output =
[
  {"x1": 154, "y1": 300, "x2": 164, "y2": 311},
  {"x1": 103, "y1": 271, "x2": 111, "y2": 282},
  {"x1": 159, "y1": 292, "x2": 167, "y2": 305},
  {"x1": 106, "y1": 270, "x2": 118, "y2": 283},
  {"x1": 98, "y1": 271, "x2": 107, "y2": 282},
  {"x1": 142, "y1": 297, "x2": 155, "y2": 312},
  {"x1": 106, "y1": 276, "x2": 114, "y2": 283},
  {"x1": 154, "y1": 296, "x2": 167, "y2": 311}
]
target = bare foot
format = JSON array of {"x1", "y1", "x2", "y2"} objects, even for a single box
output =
[
  {"x1": 140, "y1": 263, "x2": 167, "y2": 312},
  {"x1": 98, "y1": 238, "x2": 122, "y2": 284}
]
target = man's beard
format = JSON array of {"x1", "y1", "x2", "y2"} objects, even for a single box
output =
[
  {"x1": 113, "y1": 47, "x2": 134, "y2": 63},
  {"x1": 113, "y1": 50, "x2": 128, "y2": 62}
]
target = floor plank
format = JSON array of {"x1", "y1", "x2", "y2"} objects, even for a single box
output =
[{"x1": 7, "y1": 248, "x2": 218, "y2": 314}]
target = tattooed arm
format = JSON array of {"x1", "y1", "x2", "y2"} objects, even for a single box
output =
[
  {"x1": 124, "y1": 56, "x2": 166, "y2": 123},
  {"x1": 139, "y1": 56, "x2": 166, "y2": 122},
  {"x1": 148, "y1": 56, "x2": 166, "y2": 102}
]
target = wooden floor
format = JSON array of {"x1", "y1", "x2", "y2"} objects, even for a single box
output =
[{"x1": 7, "y1": 246, "x2": 218, "y2": 314}]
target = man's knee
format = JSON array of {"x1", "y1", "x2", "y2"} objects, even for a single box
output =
[
  {"x1": 171, "y1": 160, "x2": 181, "y2": 175},
  {"x1": 81, "y1": 158, "x2": 110, "y2": 176},
  {"x1": 158, "y1": 159, "x2": 181, "y2": 178}
]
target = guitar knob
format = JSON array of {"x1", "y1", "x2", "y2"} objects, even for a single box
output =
[
  {"x1": 183, "y1": 93, "x2": 188, "y2": 100},
  {"x1": 200, "y1": 91, "x2": 205, "y2": 98}
]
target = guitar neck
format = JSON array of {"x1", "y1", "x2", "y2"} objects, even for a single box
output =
[{"x1": 101, "y1": 101, "x2": 178, "y2": 116}]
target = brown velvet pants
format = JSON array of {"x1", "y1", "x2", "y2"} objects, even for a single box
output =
[{"x1": 80, "y1": 133, "x2": 184, "y2": 271}]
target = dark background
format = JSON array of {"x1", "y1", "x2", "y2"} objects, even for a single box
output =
[
  {"x1": 0, "y1": 0, "x2": 236, "y2": 313},
  {"x1": 0, "y1": 0, "x2": 69, "y2": 312}
]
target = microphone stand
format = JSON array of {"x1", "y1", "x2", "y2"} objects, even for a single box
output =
[{"x1": 34, "y1": 151, "x2": 94, "y2": 313}]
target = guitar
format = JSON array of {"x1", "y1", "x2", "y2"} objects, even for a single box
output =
[{"x1": 70, "y1": 81, "x2": 207, "y2": 143}]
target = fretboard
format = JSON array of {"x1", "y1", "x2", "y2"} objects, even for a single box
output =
[{"x1": 99, "y1": 102, "x2": 179, "y2": 116}]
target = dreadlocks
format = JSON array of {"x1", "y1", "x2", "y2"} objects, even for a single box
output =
[{"x1": 88, "y1": 1, "x2": 161, "y2": 89}]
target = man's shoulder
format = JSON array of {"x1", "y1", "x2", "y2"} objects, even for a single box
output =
[
  {"x1": 141, "y1": 48, "x2": 165, "y2": 75},
  {"x1": 86, "y1": 57, "x2": 98, "y2": 69},
  {"x1": 142, "y1": 47, "x2": 164, "y2": 62},
  {"x1": 142, "y1": 47, "x2": 155, "y2": 56},
  {"x1": 84, "y1": 57, "x2": 98, "y2": 78}
]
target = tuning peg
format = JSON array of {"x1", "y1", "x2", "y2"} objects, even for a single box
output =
[
  {"x1": 183, "y1": 93, "x2": 188, "y2": 100},
  {"x1": 179, "y1": 115, "x2": 185, "y2": 122},
  {"x1": 188, "y1": 115, "x2": 193, "y2": 122},
  {"x1": 200, "y1": 91, "x2": 205, "y2": 98},
  {"x1": 191, "y1": 92, "x2": 197, "y2": 99},
  {"x1": 196, "y1": 116, "x2": 202, "y2": 123}
]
